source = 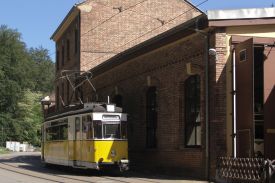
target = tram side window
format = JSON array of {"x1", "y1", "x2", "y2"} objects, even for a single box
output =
[
  {"x1": 46, "y1": 127, "x2": 53, "y2": 141},
  {"x1": 75, "y1": 117, "x2": 81, "y2": 140},
  {"x1": 46, "y1": 126, "x2": 59, "y2": 141},
  {"x1": 82, "y1": 115, "x2": 93, "y2": 140},
  {"x1": 46, "y1": 120, "x2": 68, "y2": 141},
  {"x1": 93, "y1": 121, "x2": 102, "y2": 139},
  {"x1": 59, "y1": 124, "x2": 68, "y2": 140},
  {"x1": 82, "y1": 116, "x2": 87, "y2": 140}
]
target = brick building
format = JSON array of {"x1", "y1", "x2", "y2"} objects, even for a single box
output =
[
  {"x1": 51, "y1": 0, "x2": 202, "y2": 110},
  {"x1": 50, "y1": 0, "x2": 275, "y2": 181}
]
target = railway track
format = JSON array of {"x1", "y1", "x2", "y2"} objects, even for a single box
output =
[
  {"x1": 0, "y1": 161, "x2": 103, "y2": 183},
  {"x1": 0, "y1": 154, "x2": 160, "y2": 183}
]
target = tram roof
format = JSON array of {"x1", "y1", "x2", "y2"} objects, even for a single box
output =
[{"x1": 44, "y1": 103, "x2": 123, "y2": 122}]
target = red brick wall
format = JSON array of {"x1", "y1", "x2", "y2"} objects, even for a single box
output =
[
  {"x1": 54, "y1": 0, "x2": 202, "y2": 110},
  {"x1": 78, "y1": 0, "x2": 201, "y2": 71},
  {"x1": 81, "y1": 34, "x2": 207, "y2": 178},
  {"x1": 79, "y1": 29, "x2": 229, "y2": 179},
  {"x1": 51, "y1": 1, "x2": 230, "y2": 179},
  {"x1": 55, "y1": 15, "x2": 80, "y2": 110}
]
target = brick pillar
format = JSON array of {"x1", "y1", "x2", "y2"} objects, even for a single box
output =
[{"x1": 209, "y1": 28, "x2": 228, "y2": 179}]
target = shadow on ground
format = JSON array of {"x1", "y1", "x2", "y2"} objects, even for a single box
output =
[{"x1": 0, "y1": 153, "x2": 205, "y2": 182}]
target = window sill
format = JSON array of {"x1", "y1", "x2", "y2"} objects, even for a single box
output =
[{"x1": 178, "y1": 145, "x2": 203, "y2": 151}]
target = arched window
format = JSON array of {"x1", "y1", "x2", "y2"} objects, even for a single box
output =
[
  {"x1": 185, "y1": 75, "x2": 201, "y2": 147},
  {"x1": 146, "y1": 86, "x2": 157, "y2": 148}
]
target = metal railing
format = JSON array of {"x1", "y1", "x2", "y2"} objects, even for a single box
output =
[
  {"x1": 266, "y1": 159, "x2": 275, "y2": 183},
  {"x1": 216, "y1": 157, "x2": 267, "y2": 183}
]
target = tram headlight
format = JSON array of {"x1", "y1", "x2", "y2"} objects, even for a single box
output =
[{"x1": 99, "y1": 158, "x2": 104, "y2": 163}]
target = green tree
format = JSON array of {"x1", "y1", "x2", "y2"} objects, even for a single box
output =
[
  {"x1": 28, "y1": 47, "x2": 55, "y2": 93},
  {"x1": 15, "y1": 90, "x2": 43, "y2": 146},
  {"x1": 0, "y1": 25, "x2": 54, "y2": 147},
  {"x1": 0, "y1": 25, "x2": 34, "y2": 113}
]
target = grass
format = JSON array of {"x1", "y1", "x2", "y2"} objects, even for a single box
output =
[{"x1": 0, "y1": 147, "x2": 10, "y2": 154}]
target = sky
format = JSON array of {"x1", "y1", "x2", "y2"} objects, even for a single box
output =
[{"x1": 0, "y1": 0, "x2": 274, "y2": 61}]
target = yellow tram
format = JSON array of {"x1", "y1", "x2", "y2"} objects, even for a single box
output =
[{"x1": 41, "y1": 103, "x2": 129, "y2": 171}]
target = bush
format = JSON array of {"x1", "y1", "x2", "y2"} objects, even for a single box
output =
[{"x1": 0, "y1": 147, "x2": 10, "y2": 154}]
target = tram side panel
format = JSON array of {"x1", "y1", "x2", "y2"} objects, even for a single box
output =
[
  {"x1": 43, "y1": 119, "x2": 69, "y2": 166},
  {"x1": 44, "y1": 141, "x2": 69, "y2": 166},
  {"x1": 81, "y1": 140, "x2": 95, "y2": 163}
]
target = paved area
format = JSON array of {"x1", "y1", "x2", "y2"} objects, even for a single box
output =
[{"x1": 0, "y1": 152, "x2": 209, "y2": 183}]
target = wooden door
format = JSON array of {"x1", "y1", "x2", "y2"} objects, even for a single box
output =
[
  {"x1": 264, "y1": 46, "x2": 275, "y2": 159},
  {"x1": 235, "y1": 38, "x2": 254, "y2": 157}
]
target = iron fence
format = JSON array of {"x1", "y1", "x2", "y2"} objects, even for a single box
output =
[{"x1": 216, "y1": 157, "x2": 267, "y2": 183}]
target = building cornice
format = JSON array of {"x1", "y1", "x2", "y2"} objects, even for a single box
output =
[{"x1": 51, "y1": 6, "x2": 80, "y2": 42}]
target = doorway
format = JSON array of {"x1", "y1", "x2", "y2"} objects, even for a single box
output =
[
  {"x1": 253, "y1": 46, "x2": 264, "y2": 157},
  {"x1": 234, "y1": 38, "x2": 265, "y2": 158}
]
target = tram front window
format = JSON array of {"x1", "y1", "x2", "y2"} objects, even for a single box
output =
[
  {"x1": 103, "y1": 123, "x2": 121, "y2": 139},
  {"x1": 93, "y1": 120, "x2": 127, "y2": 139}
]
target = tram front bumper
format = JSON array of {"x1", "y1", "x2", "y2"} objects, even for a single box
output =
[{"x1": 97, "y1": 159, "x2": 129, "y2": 171}]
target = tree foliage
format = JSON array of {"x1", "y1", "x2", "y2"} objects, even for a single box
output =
[
  {"x1": 29, "y1": 47, "x2": 55, "y2": 93},
  {"x1": 0, "y1": 25, "x2": 55, "y2": 146}
]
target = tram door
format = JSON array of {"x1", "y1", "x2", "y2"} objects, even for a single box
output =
[
  {"x1": 235, "y1": 38, "x2": 254, "y2": 157},
  {"x1": 68, "y1": 117, "x2": 75, "y2": 164},
  {"x1": 75, "y1": 117, "x2": 82, "y2": 165}
]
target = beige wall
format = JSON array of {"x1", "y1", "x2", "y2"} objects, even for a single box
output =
[
  {"x1": 227, "y1": 24, "x2": 275, "y2": 38},
  {"x1": 224, "y1": 24, "x2": 275, "y2": 157}
]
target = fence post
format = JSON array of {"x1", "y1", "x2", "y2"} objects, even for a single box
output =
[{"x1": 265, "y1": 160, "x2": 270, "y2": 183}]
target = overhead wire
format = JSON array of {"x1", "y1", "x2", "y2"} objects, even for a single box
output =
[
  {"x1": 55, "y1": 0, "x2": 209, "y2": 86},
  {"x1": 47, "y1": 0, "x2": 152, "y2": 58},
  {"x1": 79, "y1": 0, "x2": 170, "y2": 54},
  {"x1": 54, "y1": 0, "x2": 209, "y2": 105},
  {"x1": 81, "y1": 0, "x2": 150, "y2": 37},
  {"x1": 52, "y1": 0, "x2": 208, "y2": 65},
  {"x1": 80, "y1": 0, "x2": 209, "y2": 68},
  {"x1": 89, "y1": 0, "x2": 166, "y2": 27}
]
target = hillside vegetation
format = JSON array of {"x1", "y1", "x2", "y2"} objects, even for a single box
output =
[{"x1": 0, "y1": 25, "x2": 55, "y2": 147}]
